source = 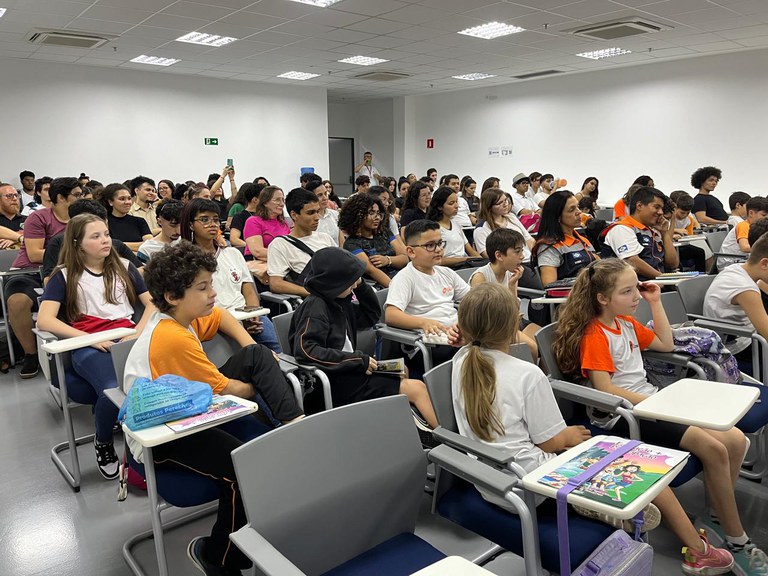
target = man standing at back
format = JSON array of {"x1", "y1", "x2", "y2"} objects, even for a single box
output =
[
  {"x1": 354, "y1": 151, "x2": 380, "y2": 187},
  {"x1": 6, "y1": 177, "x2": 81, "y2": 377}
]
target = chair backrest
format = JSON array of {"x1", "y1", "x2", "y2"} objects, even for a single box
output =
[
  {"x1": 455, "y1": 267, "x2": 476, "y2": 283},
  {"x1": 375, "y1": 287, "x2": 388, "y2": 323},
  {"x1": 595, "y1": 208, "x2": 614, "y2": 221},
  {"x1": 272, "y1": 311, "x2": 294, "y2": 355},
  {"x1": 637, "y1": 291, "x2": 688, "y2": 326},
  {"x1": 0, "y1": 249, "x2": 19, "y2": 272},
  {"x1": 677, "y1": 275, "x2": 716, "y2": 317},
  {"x1": 705, "y1": 230, "x2": 728, "y2": 253},
  {"x1": 110, "y1": 339, "x2": 137, "y2": 390},
  {"x1": 534, "y1": 322, "x2": 565, "y2": 380},
  {"x1": 202, "y1": 332, "x2": 240, "y2": 369},
  {"x1": 509, "y1": 342, "x2": 534, "y2": 364},
  {"x1": 231, "y1": 395, "x2": 425, "y2": 575},
  {"x1": 424, "y1": 360, "x2": 458, "y2": 432}
]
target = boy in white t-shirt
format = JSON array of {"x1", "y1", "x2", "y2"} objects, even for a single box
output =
[
  {"x1": 268, "y1": 188, "x2": 335, "y2": 297},
  {"x1": 719, "y1": 197, "x2": 768, "y2": 267},
  {"x1": 705, "y1": 232, "x2": 768, "y2": 366},
  {"x1": 385, "y1": 220, "x2": 470, "y2": 373},
  {"x1": 727, "y1": 192, "x2": 750, "y2": 229}
]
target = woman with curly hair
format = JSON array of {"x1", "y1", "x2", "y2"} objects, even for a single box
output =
[{"x1": 339, "y1": 193, "x2": 408, "y2": 287}]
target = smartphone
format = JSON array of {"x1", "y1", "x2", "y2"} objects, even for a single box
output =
[
  {"x1": 236, "y1": 305, "x2": 261, "y2": 312},
  {"x1": 227, "y1": 158, "x2": 234, "y2": 167}
]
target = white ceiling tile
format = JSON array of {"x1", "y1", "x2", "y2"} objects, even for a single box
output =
[
  {"x1": 246, "y1": 0, "x2": 318, "y2": 19},
  {"x1": 216, "y1": 11, "x2": 288, "y2": 30},
  {"x1": 245, "y1": 30, "x2": 303, "y2": 45},
  {"x1": 461, "y1": 2, "x2": 538, "y2": 22},
  {"x1": 141, "y1": 13, "x2": 212, "y2": 32},
  {"x1": 198, "y1": 21, "x2": 272, "y2": 39},
  {"x1": 319, "y1": 28, "x2": 373, "y2": 43},
  {"x1": 29, "y1": 52, "x2": 80, "y2": 62},
  {"x1": 197, "y1": 69, "x2": 238, "y2": 77},
  {"x1": 361, "y1": 35, "x2": 409, "y2": 48},
  {"x1": 298, "y1": 9, "x2": 369, "y2": 28},
  {"x1": 550, "y1": 0, "x2": 628, "y2": 19},
  {"x1": 159, "y1": 2, "x2": 236, "y2": 21},
  {"x1": 328, "y1": 43, "x2": 382, "y2": 55},
  {"x1": 66, "y1": 18, "x2": 136, "y2": 34},
  {"x1": 717, "y1": 24, "x2": 768, "y2": 39},
  {"x1": 386, "y1": 25, "x2": 449, "y2": 40},
  {"x1": 80, "y1": 5, "x2": 155, "y2": 24},
  {"x1": 646, "y1": 46, "x2": 696, "y2": 57},
  {"x1": 734, "y1": 35, "x2": 768, "y2": 46},
  {"x1": 1, "y1": 10, "x2": 75, "y2": 27},
  {"x1": 94, "y1": 0, "x2": 175, "y2": 10},
  {"x1": 270, "y1": 20, "x2": 334, "y2": 36},
  {"x1": 419, "y1": 0, "x2": 498, "y2": 12},
  {"x1": 187, "y1": 0, "x2": 258, "y2": 8},
  {"x1": 75, "y1": 57, "x2": 122, "y2": 67},
  {"x1": 13, "y1": 0, "x2": 91, "y2": 17},
  {"x1": 345, "y1": 18, "x2": 410, "y2": 34},
  {"x1": 690, "y1": 39, "x2": 745, "y2": 51},
  {"x1": 376, "y1": 4, "x2": 445, "y2": 24},
  {"x1": 332, "y1": 0, "x2": 410, "y2": 18}
]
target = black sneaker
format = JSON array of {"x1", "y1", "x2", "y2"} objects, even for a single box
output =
[
  {"x1": 19, "y1": 354, "x2": 39, "y2": 379},
  {"x1": 94, "y1": 441, "x2": 119, "y2": 480},
  {"x1": 411, "y1": 406, "x2": 437, "y2": 449},
  {"x1": 187, "y1": 537, "x2": 242, "y2": 576}
]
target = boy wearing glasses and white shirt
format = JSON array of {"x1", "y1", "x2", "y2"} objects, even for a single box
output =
[{"x1": 385, "y1": 220, "x2": 470, "y2": 375}]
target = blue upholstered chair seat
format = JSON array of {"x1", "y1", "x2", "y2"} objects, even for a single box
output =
[
  {"x1": 736, "y1": 382, "x2": 768, "y2": 434},
  {"x1": 436, "y1": 480, "x2": 614, "y2": 573},
  {"x1": 320, "y1": 533, "x2": 445, "y2": 576}
]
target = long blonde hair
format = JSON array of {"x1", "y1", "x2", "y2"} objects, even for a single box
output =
[
  {"x1": 553, "y1": 258, "x2": 631, "y2": 378},
  {"x1": 55, "y1": 213, "x2": 137, "y2": 323},
  {"x1": 478, "y1": 187, "x2": 509, "y2": 231},
  {"x1": 457, "y1": 283, "x2": 519, "y2": 442}
]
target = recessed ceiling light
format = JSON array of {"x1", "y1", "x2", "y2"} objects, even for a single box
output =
[
  {"x1": 288, "y1": 0, "x2": 343, "y2": 6},
  {"x1": 0, "y1": 8, "x2": 6, "y2": 18},
  {"x1": 338, "y1": 55, "x2": 389, "y2": 66},
  {"x1": 453, "y1": 73, "x2": 496, "y2": 81},
  {"x1": 176, "y1": 32, "x2": 237, "y2": 47},
  {"x1": 576, "y1": 47, "x2": 631, "y2": 60},
  {"x1": 458, "y1": 22, "x2": 525, "y2": 40},
  {"x1": 278, "y1": 71, "x2": 321, "y2": 80},
  {"x1": 130, "y1": 55, "x2": 180, "y2": 66}
]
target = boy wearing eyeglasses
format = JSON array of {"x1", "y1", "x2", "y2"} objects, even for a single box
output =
[{"x1": 385, "y1": 219, "x2": 470, "y2": 375}]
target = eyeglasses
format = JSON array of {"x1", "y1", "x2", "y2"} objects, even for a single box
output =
[
  {"x1": 367, "y1": 210, "x2": 382, "y2": 218},
  {"x1": 194, "y1": 216, "x2": 220, "y2": 226},
  {"x1": 69, "y1": 191, "x2": 83, "y2": 199},
  {"x1": 410, "y1": 240, "x2": 446, "y2": 252},
  {"x1": 494, "y1": 198, "x2": 510, "y2": 206},
  {"x1": 0, "y1": 193, "x2": 18, "y2": 200}
]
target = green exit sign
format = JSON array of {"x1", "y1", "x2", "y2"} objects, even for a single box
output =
[{"x1": 204, "y1": 138, "x2": 219, "y2": 146}]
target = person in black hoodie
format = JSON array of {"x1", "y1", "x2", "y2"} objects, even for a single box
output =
[{"x1": 289, "y1": 247, "x2": 437, "y2": 428}]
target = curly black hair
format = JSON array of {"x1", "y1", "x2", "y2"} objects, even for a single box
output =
[
  {"x1": 338, "y1": 193, "x2": 385, "y2": 236},
  {"x1": 143, "y1": 240, "x2": 217, "y2": 313},
  {"x1": 690, "y1": 166, "x2": 722, "y2": 190}
]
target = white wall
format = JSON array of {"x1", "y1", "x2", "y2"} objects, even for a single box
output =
[
  {"x1": 406, "y1": 48, "x2": 768, "y2": 207},
  {"x1": 0, "y1": 58, "x2": 328, "y2": 192},
  {"x1": 328, "y1": 100, "x2": 395, "y2": 180}
]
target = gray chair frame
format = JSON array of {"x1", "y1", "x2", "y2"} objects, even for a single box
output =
[
  {"x1": 374, "y1": 288, "x2": 435, "y2": 372},
  {"x1": 0, "y1": 249, "x2": 40, "y2": 367}
]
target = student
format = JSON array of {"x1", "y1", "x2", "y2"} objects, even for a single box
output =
[
  {"x1": 228, "y1": 183, "x2": 264, "y2": 247},
  {"x1": 427, "y1": 187, "x2": 482, "y2": 268},
  {"x1": 601, "y1": 186, "x2": 679, "y2": 280},
  {"x1": 456, "y1": 177, "x2": 478, "y2": 226},
  {"x1": 42, "y1": 200, "x2": 141, "y2": 283},
  {"x1": 532, "y1": 172, "x2": 553, "y2": 208},
  {"x1": 290, "y1": 247, "x2": 437, "y2": 427},
  {"x1": 510, "y1": 173, "x2": 541, "y2": 232},
  {"x1": 367, "y1": 185, "x2": 399, "y2": 238},
  {"x1": 354, "y1": 174, "x2": 371, "y2": 196},
  {"x1": 481, "y1": 176, "x2": 500, "y2": 195},
  {"x1": 532, "y1": 190, "x2": 597, "y2": 285},
  {"x1": 6, "y1": 177, "x2": 82, "y2": 378},
  {"x1": 399, "y1": 180, "x2": 431, "y2": 227},
  {"x1": 21, "y1": 176, "x2": 52, "y2": 216},
  {"x1": 243, "y1": 186, "x2": 289, "y2": 284},
  {"x1": 554, "y1": 259, "x2": 765, "y2": 575},
  {"x1": 267, "y1": 188, "x2": 336, "y2": 298},
  {"x1": 17, "y1": 170, "x2": 36, "y2": 206},
  {"x1": 305, "y1": 180, "x2": 341, "y2": 245},
  {"x1": 426, "y1": 167, "x2": 438, "y2": 189},
  {"x1": 728, "y1": 192, "x2": 751, "y2": 228},
  {"x1": 340, "y1": 193, "x2": 408, "y2": 288},
  {"x1": 0, "y1": 182, "x2": 26, "y2": 248},
  {"x1": 395, "y1": 178, "x2": 410, "y2": 213},
  {"x1": 469, "y1": 228, "x2": 539, "y2": 359},
  {"x1": 38, "y1": 214, "x2": 154, "y2": 479},
  {"x1": 123, "y1": 242, "x2": 303, "y2": 576},
  {"x1": 576, "y1": 176, "x2": 600, "y2": 206},
  {"x1": 720, "y1": 197, "x2": 768, "y2": 266},
  {"x1": 614, "y1": 182, "x2": 646, "y2": 220},
  {"x1": 692, "y1": 166, "x2": 728, "y2": 225},
  {"x1": 385, "y1": 220, "x2": 469, "y2": 374},
  {"x1": 209, "y1": 165, "x2": 236, "y2": 221},
  {"x1": 705, "y1": 232, "x2": 768, "y2": 371},
  {"x1": 458, "y1": 282, "x2": 733, "y2": 574},
  {"x1": 180, "y1": 198, "x2": 280, "y2": 353},
  {"x1": 157, "y1": 179, "x2": 175, "y2": 200},
  {"x1": 128, "y1": 175, "x2": 159, "y2": 235},
  {"x1": 99, "y1": 183, "x2": 152, "y2": 252},
  {"x1": 668, "y1": 191, "x2": 711, "y2": 272},
  {"x1": 137, "y1": 199, "x2": 182, "y2": 263}
]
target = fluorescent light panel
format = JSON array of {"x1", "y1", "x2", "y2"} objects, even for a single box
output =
[
  {"x1": 278, "y1": 71, "x2": 321, "y2": 80},
  {"x1": 338, "y1": 55, "x2": 389, "y2": 66},
  {"x1": 576, "y1": 47, "x2": 631, "y2": 60},
  {"x1": 130, "y1": 55, "x2": 180, "y2": 66},
  {"x1": 288, "y1": 0, "x2": 343, "y2": 6},
  {"x1": 176, "y1": 32, "x2": 237, "y2": 47},
  {"x1": 453, "y1": 73, "x2": 496, "y2": 81},
  {"x1": 458, "y1": 21, "x2": 524, "y2": 39}
]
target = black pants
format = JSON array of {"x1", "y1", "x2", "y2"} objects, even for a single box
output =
[
  {"x1": 678, "y1": 244, "x2": 706, "y2": 272},
  {"x1": 152, "y1": 344, "x2": 303, "y2": 569}
]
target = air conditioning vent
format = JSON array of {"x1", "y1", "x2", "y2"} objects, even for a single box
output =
[
  {"x1": 27, "y1": 29, "x2": 113, "y2": 49},
  {"x1": 353, "y1": 71, "x2": 410, "y2": 81},
  {"x1": 513, "y1": 69, "x2": 563, "y2": 80},
  {"x1": 565, "y1": 18, "x2": 669, "y2": 41}
]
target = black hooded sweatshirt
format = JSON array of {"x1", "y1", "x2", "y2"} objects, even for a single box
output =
[{"x1": 289, "y1": 247, "x2": 381, "y2": 374}]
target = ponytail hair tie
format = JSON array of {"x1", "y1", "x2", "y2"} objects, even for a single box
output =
[{"x1": 472, "y1": 340, "x2": 481, "y2": 347}]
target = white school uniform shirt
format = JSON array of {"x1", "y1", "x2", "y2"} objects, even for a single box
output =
[
  {"x1": 703, "y1": 264, "x2": 759, "y2": 353},
  {"x1": 473, "y1": 215, "x2": 533, "y2": 262},
  {"x1": 452, "y1": 346, "x2": 565, "y2": 507},
  {"x1": 453, "y1": 196, "x2": 474, "y2": 228},
  {"x1": 440, "y1": 223, "x2": 468, "y2": 258},
  {"x1": 385, "y1": 262, "x2": 469, "y2": 326},
  {"x1": 213, "y1": 246, "x2": 254, "y2": 310},
  {"x1": 267, "y1": 232, "x2": 336, "y2": 278},
  {"x1": 511, "y1": 190, "x2": 539, "y2": 215},
  {"x1": 533, "y1": 190, "x2": 550, "y2": 208},
  {"x1": 728, "y1": 215, "x2": 743, "y2": 228},
  {"x1": 316, "y1": 209, "x2": 340, "y2": 246}
]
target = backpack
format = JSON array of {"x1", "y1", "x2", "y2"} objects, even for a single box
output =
[{"x1": 276, "y1": 235, "x2": 315, "y2": 287}]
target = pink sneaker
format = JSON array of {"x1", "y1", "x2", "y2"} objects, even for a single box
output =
[{"x1": 682, "y1": 530, "x2": 735, "y2": 575}]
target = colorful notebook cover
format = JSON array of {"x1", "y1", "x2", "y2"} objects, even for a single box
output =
[
  {"x1": 165, "y1": 395, "x2": 252, "y2": 433},
  {"x1": 537, "y1": 436, "x2": 688, "y2": 509}
]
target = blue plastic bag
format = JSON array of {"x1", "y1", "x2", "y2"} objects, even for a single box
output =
[{"x1": 118, "y1": 374, "x2": 213, "y2": 431}]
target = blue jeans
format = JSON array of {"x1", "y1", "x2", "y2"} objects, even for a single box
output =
[
  {"x1": 252, "y1": 316, "x2": 281, "y2": 353},
  {"x1": 70, "y1": 347, "x2": 119, "y2": 444}
]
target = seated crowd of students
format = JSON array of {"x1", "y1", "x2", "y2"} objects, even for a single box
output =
[{"x1": 3, "y1": 163, "x2": 768, "y2": 576}]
